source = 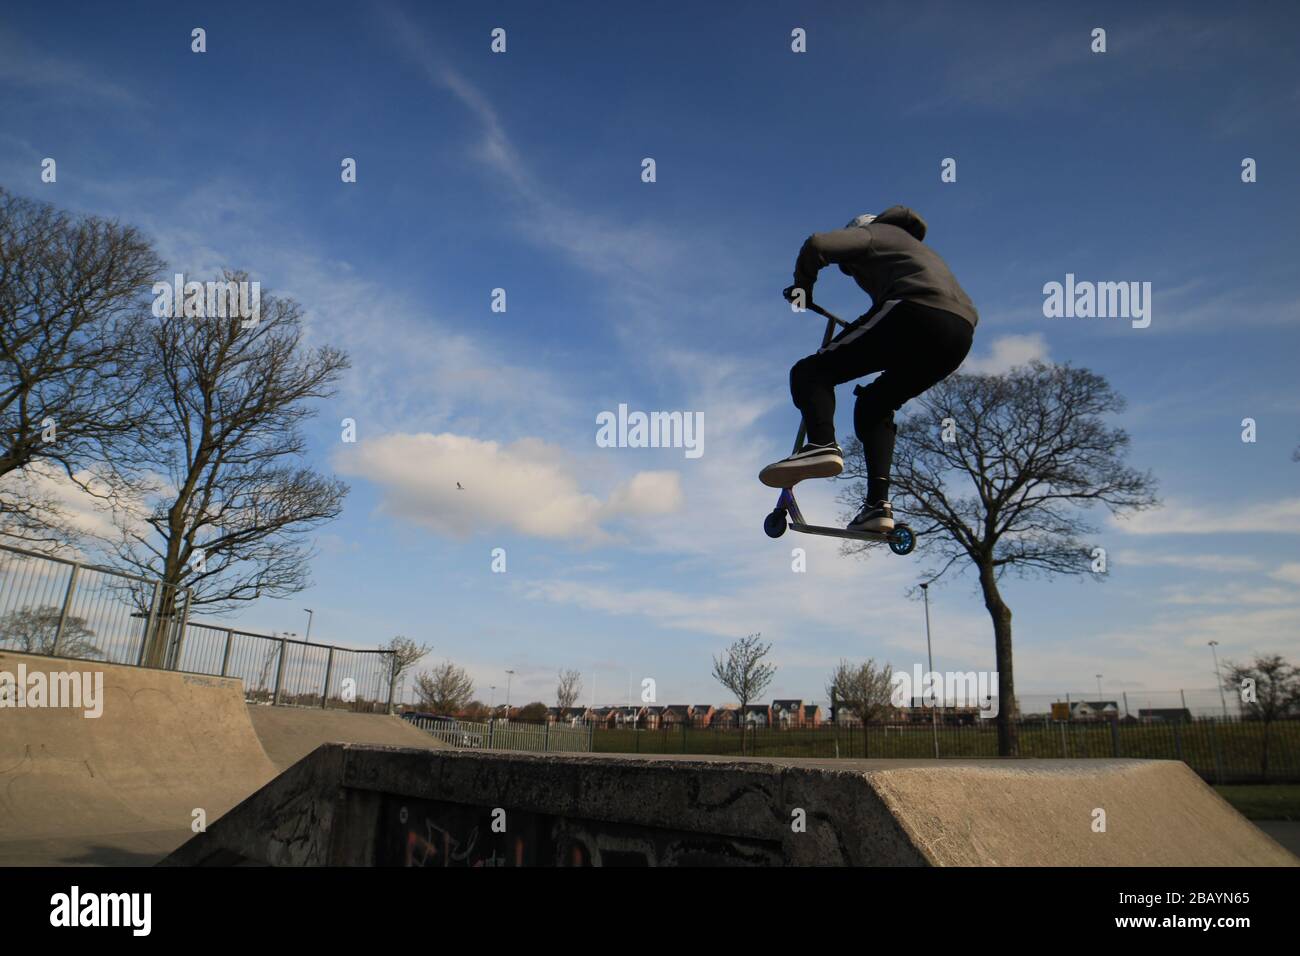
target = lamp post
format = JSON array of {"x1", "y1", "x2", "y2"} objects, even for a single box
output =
[
  {"x1": 1209, "y1": 641, "x2": 1229, "y2": 719},
  {"x1": 303, "y1": 608, "x2": 314, "y2": 642},
  {"x1": 505, "y1": 669, "x2": 515, "y2": 717},
  {"x1": 1096, "y1": 674, "x2": 1103, "y2": 701},
  {"x1": 919, "y1": 581, "x2": 939, "y2": 759}
]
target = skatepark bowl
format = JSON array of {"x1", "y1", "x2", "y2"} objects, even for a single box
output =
[
  {"x1": 1, "y1": 650, "x2": 1296, "y2": 867},
  {"x1": 0, "y1": 651, "x2": 445, "y2": 865}
]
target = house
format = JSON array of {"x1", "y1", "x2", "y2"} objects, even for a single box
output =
[
  {"x1": 743, "y1": 704, "x2": 770, "y2": 727},
  {"x1": 608, "y1": 706, "x2": 642, "y2": 728},
  {"x1": 711, "y1": 706, "x2": 739, "y2": 729},
  {"x1": 661, "y1": 705, "x2": 691, "y2": 727},
  {"x1": 690, "y1": 704, "x2": 714, "y2": 728},
  {"x1": 588, "y1": 706, "x2": 616, "y2": 728},
  {"x1": 802, "y1": 704, "x2": 821, "y2": 727},
  {"x1": 1139, "y1": 707, "x2": 1193, "y2": 723},
  {"x1": 772, "y1": 699, "x2": 804, "y2": 728},
  {"x1": 1070, "y1": 700, "x2": 1119, "y2": 721},
  {"x1": 642, "y1": 705, "x2": 665, "y2": 729}
]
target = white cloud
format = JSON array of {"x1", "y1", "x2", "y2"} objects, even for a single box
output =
[
  {"x1": 1271, "y1": 562, "x2": 1300, "y2": 586},
  {"x1": 962, "y1": 333, "x2": 1050, "y2": 374},
  {"x1": 1114, "y1": 497, "x2": 1300, "y2": 535},
  {"x1": 336, "y1": 432, "x2": 682, "y2": 542}
]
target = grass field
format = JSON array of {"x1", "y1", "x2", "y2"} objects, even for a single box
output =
[
  {"x1": 1214, "y1": 784, "x2": 1300, "y2": 820},
  {"x1": 592, "y1": 719, "x2": 1300, "y2": 784}
]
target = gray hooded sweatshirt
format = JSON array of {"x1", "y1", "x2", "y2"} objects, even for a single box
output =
[{"x1": 792, "y1": 205, "x2": 978, "y2": 328}]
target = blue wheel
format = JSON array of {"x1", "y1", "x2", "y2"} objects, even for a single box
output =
[
  {"x1": 889, "y1": 524, "x2": 915, "y2": 556},
  {"x1": 764, "y1": 510, "x2": 787, "y2": 538}
]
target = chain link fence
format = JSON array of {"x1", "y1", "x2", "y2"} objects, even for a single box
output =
[{"x1": 0, "y1": 542, "x2": 396, "y2": 712}]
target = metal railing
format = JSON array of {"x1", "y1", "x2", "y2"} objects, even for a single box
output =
[
  {"x1": 0, "y1": 542, "x2": 396, "y2": 712},
  {"x1": 404, "y1": 716, "x2": 593, "y2": 754}
]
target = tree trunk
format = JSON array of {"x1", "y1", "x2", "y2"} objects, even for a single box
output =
[{"x1": 977, "y1": 561, "x2": 1018, "y2": 756}]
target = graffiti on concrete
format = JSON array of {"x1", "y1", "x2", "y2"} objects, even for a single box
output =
[{"x1": 386, "y1": 798, "x2": 782, "y2": 867}]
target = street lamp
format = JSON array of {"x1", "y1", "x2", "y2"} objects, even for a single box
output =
[
  {"x1": 1208, "y1": 641, "x2": 1229, "y2": 719},
  {"x1": 303, "y1": 608, "x2": 314, "y2": 642},
  {"x1": 919, "y1": 581, "x2": 939, "y2": 759},
  {"x1": 1095, "y1": 674, "x2": 1103, "y2": 701},
  {"x1": 489, "y1": 685, "x2": 496, "y2": 715},
  {"x1": 505, "y1": 669, "x2": 515, "y2": 716}
]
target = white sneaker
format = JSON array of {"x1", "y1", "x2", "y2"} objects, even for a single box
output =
[
  {"x1": 759, "y1": 442, "x2": 844, "y2": 488},
  {"x1": 847, "y1": 499, "x2": 894, "y2": 532}
]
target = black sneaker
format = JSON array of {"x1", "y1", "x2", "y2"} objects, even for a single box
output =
[
  {"x1": 759, "y1": 441, "x2": 844, "y2": 488},
  {"x1": 847, "y1": 499, "x2": 894, "y2": 533}
]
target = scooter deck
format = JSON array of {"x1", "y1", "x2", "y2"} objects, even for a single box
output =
[{"x1": 788, "y1": 521, "x2": 896, "y2": 543}]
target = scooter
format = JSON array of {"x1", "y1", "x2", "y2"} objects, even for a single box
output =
[{"x1": 762, "y1": 301, "x2": 917, "y2": 556}]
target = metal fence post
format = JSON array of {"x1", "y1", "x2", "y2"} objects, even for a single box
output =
[
  {"x1": 1059, "y1": 721, "x2": 1068, "y2": 757},
  {"x1": 1209, "y1": 718, "x2": 1225, "y2": 784},
  {"x1": 543, "y1": 721, "x2": 551, "y2": 752},
  {"x1": 272, "y1": 638, "x2": 287, "y2": 706},
  {"x1": 321, "y1": 647, "x2": 335, "y2": 709},
  {"x1": 51, "y1": 562, "x2": 81, "y2": 656},
  {"x1": 168, "y1": 587, "x2": 193, "y2": 670},
  {"x1": 486, "y1": 719, "x2": 495, "y2": 750},
  {"x1": 220, "y1": 628, "x2": 234, "y2": 677},
  {"x1": 1110, "y1": 718, "x2": 1121, "y2": 757},
  {"x1": 137, "y1": 582, "x2": 160, "y2": 666},
  {"x1": 1173, "y1": 720, "x2": 1184, "y2": 762},
  {"x1": 385, "y1": 655, "x2": 398, "y2": 715}
]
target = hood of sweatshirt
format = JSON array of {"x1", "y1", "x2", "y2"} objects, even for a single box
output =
[{"x1": 873, "y1": 205, "x2": 927, "y2": 242}]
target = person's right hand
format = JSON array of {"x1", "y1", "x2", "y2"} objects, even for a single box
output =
[{"x1": 783, "y1": 284, "x2": 812, "y2": 309}]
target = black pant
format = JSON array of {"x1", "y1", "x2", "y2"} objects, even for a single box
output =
[{"x1": 789, "y1": 300, "x2": 973, "y2": 501}]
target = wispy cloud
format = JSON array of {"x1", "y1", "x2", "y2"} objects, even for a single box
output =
[
  {"x1": 0, "y1": 26, "x2": 145, "y2": 109},
  {"x1": 1113, "y1": 497, "x2": 1300, "y2": 535}
]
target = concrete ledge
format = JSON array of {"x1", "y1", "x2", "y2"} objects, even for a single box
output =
[{"x1": 162, "y1": 747, "x2": 1300, "y2": 867}]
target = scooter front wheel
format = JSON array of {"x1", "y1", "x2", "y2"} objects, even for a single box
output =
[{"x1": 764, "y1": 510, "x2": 788, "y2": 539}]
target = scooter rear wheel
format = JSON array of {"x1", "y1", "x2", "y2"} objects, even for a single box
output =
[
  {"x1": 889, "y1": 524, "x2": 916, "y2": 556},
  {"x1": 764, "y1": 510, "x2": 788, "y2": 538}
]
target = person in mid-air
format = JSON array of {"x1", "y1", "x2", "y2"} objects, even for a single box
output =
[{"x1": 759, "y1": 206, "x2": 978, "y2": 533}]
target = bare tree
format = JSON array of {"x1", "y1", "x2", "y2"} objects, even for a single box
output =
[
  {"x1": 839, "y1": 363, "x2": 1158, "y2": 756},
  {"x1": 106, "y1": 273, "x2": 349, "y2": 665},
  {"x1": 414, "y1": 660, "x2": 476, "y2": 715},
  {"x1": 711, "y1": 633, "x2": 776, "y2": 754},
  {"x1": 826, "y1": 658, "x2": 894, "y2": 756},
  {"x1": 1222, "y1": 654, "x2": 1300, "y2": 779},
  {"x1": 556, "y1": 668, "x2": 583, "y2": 709},
  {"x1": 0, "y1": 605, "x2": 101, "y2": 659},
  {"x1": 380, "y1": 636, "x2": 430, "y2": 714},
  {"x1": 0, "y1": 188, "x2": 162, "y2": 545}
]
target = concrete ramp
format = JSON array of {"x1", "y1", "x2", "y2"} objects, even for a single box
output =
[
  {"x1": 0, "y1": 651, "x2": 277, "y2": 866},
  {"x1": 247, "y1": 704, "x2": 444, "y2": 771},
  {"x1": 0, "y1": 651, "x2": 445, "y2": 865},
  {"x1": 162, "y1": 747, "x2": 1298, "y2": 867}
]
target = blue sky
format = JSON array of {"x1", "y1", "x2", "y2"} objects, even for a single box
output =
[{"x1": 3, "y1": 0, "x2": 1298, "y2": 713}]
